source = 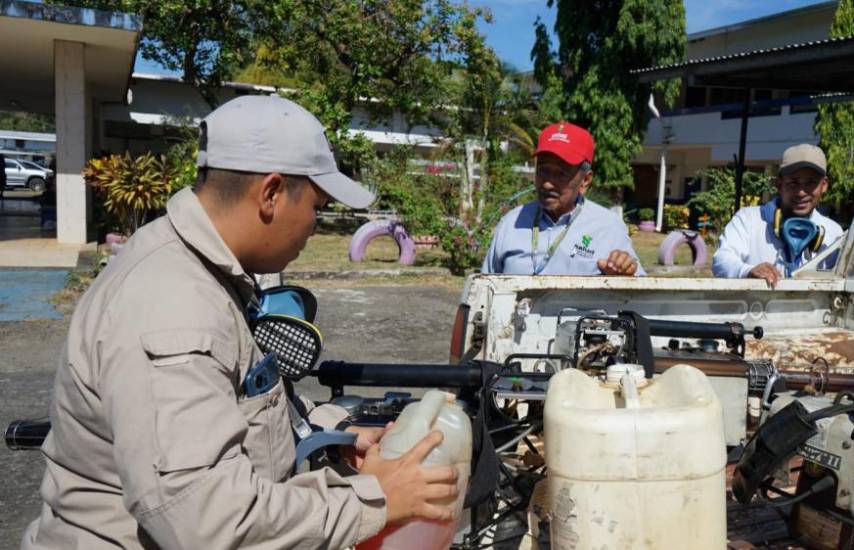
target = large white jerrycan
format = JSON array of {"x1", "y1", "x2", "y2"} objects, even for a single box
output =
[
  {"x1": 358, "y1": 390, "x2": 472, "y2": 550},
  {"x1": 545, "y1": 364, "x2": 727, "y2": 550}
]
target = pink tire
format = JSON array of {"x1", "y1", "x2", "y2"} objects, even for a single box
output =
[
  {"x1": 658, "y1": 229, "x2": 707, "y2": 266},
  {"x1": 349, "y1": 220, "x2": 417, "y2": 265}
]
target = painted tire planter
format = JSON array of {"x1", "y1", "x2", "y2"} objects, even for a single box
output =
[
  {"x1": 349, "y1": 220, "x2": 417, "y2": 265},
  {"x1": 658, "y1": 229, "x2": 708, "y2": 267},
  {"x1": 638, "y1": 220, "x2": 656, "y2": 232}
]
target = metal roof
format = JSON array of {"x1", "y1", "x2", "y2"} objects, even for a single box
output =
[
  {"x1": 0, "y1": 130, "x2": 55, "y2": 142},
  {"x1": 633, "y1": 35, "x2": 854, "y2": 92}
]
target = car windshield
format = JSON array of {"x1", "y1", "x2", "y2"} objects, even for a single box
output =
[{"x1": 20, "y1": 161, "x2": 45, "y2": 170}]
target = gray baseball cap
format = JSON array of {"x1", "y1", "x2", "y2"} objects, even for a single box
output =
[
  {"x1": 779, "y1": 144, "x2": 827, "y2": 177},
  {"x1": 197, "y1": 95, "x2": 375, "y2": 209}
]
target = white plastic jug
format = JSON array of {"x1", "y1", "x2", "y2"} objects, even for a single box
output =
[
  {"x1": 358, "y1": 390, "x2": 472, "y2": 550},
  {"x1": 545, "y1": 364, "x2": 727, "y2": 550}
]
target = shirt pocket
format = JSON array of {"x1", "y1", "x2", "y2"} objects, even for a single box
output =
[
  {"x1": 238, "y1": 378, "x2": 295, "y2": 482},
  {"x1": 140, "y1": 330, "x2": 244, "y2": 473}
]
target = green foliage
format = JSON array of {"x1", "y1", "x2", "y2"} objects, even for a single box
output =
[
  {"x1": 815, "y1": 0, "x2": 854, "y2": 209},
  {"x1": 663, "y1": 204, "x2": 690, "y2": 230},
  {"x1": 440, "y1": 155, "x2": 531, "y2": 274},
  {"x1": 54, "y1": 0, "x2": 279, "y2": 107},
  {"x1": 238, "y1": 1, "x2": 490, "y2": 172},
  {"x1": 532, "y1": 0, "x2": 686, "y2": 199},
  {"x1": 164, "y1": 127, "x2": 200, "y2": 194},
  {"x1": 0, "y1": 111, "x2": 55, "y2": 133},
  {"x1": 365, "y1": 149, "x2": 449, "y2": 236},
  {"x1": 83, "y1": 152, "x2": 177, "y2": 235},
  {"x1": 638, "y1": 207, "x2": 655, "y2": 221},
  {"x1": 687, "y1": 168, "x2": 774, "y2": 235},
  {"x1": 440, "y1": 223, "x2": 493, "y2": 276}
]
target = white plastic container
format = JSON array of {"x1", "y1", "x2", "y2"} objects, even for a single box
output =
[
  {"x1": 545, "y1": 364, "x2": 727, "y2": 550},
  {"x1": 358, "y1": 390, "x2": 472, "y2": 550}
]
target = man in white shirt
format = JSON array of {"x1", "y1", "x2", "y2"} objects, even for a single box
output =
[{"x1": 712, "y1": 144, "x2": 843, "y2": 287}]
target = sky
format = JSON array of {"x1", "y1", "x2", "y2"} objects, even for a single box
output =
[
  {"x1": 469, "y1": 0, "x2": 831, "y2": 71},
  {"x1": 134, "y1": 0, "x2": 833, "y2": 76}
]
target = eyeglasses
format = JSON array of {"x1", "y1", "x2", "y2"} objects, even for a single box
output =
[{"x1": 780, "y1": 177, "x2": 823, "y2": 191}]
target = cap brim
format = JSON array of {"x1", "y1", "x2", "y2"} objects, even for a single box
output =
[
  {"x1": 779, "y1": 161, "x2": 826, "y2": 177},
  {"x1": 536, "y1": 142, "x2": 586, "y2": 165},
  {"x1": 309, "y1": 171, "x2": 375, "y2": 209}
]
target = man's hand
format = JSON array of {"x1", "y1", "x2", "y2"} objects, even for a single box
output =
[
  {"x1": 360, "y1": 430, "x2": 459, "y2": 525},
  {"x1": 597, "y1": 250, "x2": 638, "y2": 276},
  {"x1": 342, "y1": 424, "x2": 391, "y2": 468},
  {"x1": 346, "y1": 424, "x2": 390, "y2": 453},
  {"x1": 748, "y1": 262, "x2": 782, "y2": 288}
]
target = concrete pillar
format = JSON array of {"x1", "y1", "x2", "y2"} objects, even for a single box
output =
[{"x1": 55, "y1": 40, "x2": 89, "y2": 244}]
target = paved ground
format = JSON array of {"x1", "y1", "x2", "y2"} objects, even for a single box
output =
[
  {"x1": 0, "y1": 197, "x2": 83, "y2": 268},
  {"x1": 0, "y1": 284, "x2": 460, "y2": 546},
  {"x1": 0, "y1": 269, "x2": 67, "y2": 321}
]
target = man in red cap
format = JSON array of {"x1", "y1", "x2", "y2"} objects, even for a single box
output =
[{"x1": 482, "y1": 122, "x2": 644, "y2": 276}]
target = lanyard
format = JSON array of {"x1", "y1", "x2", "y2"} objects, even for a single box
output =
[{"x1": 531, "y1": 198, "x2": 584, "y2": 275}]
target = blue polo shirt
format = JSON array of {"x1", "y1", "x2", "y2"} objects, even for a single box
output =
[{"x1": 481, "y1": 199, "x2": 646, "y2": 276}]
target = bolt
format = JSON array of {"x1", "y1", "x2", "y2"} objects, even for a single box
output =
[{"x1": 844, "y1": 441, "x2": 852, "y2": 450}]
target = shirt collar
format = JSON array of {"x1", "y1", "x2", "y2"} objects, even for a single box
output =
[
  {"x1": 166, "y1": 188, "x2": 256, "y2": 301},
  {"x1": 540, "y1": 196, "x2": 585, "y2": 227}
]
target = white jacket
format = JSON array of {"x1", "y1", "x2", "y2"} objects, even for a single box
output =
[{"x1": 712, "y1": 198, "x2": 844, "y2": 278}]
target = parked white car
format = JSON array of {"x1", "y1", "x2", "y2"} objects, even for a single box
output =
[{"x1": 4, "y1": 158, "x2": 51, "y2": 192}]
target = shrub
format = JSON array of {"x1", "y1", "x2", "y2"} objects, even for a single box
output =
[
  {"x1": 638, "y1": 207, "x2": 655, "y2": 221},
  {"x1": 364, "y1": 150, "x2": 448, "y2": 236},
  {"x1": 687, "y1": 168, "x2": 774, "y2": 235},
  {"x1": 83, "y1": 152, "x2": 176, "y2": 236},
  {"x1": 663, "y1": 204, "x2": 690, "y2": 230},
  {"x1": 165, "y1": 135, "x2": 199, "y2": 194}
]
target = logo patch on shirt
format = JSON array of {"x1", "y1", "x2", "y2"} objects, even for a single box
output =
[{"x1": 573, "y1": 240, "x2": 595, "y2": 258}]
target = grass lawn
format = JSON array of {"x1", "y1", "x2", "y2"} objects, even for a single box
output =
[
  {"x1": 288, "y1": 228, "x2": 716, "y2": 278},
  {"x1": 55, "y1": 228, "x2": 719, "y2": 305},
  {"x1": 631, "y1": 229, "x2": 716, "y2": 276},
  {"x1": 287, "y1": 233, "x2": 448, "y2": 272}
]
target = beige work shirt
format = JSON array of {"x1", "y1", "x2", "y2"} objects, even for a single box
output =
[{"x1": 22, "y1": 188, "x2": 386, "y2": 549}]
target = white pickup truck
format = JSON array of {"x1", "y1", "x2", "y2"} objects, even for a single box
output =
[
  {"x1": 452, "y1": 227, "x2": 854, "y2": 441},
  {"x1": 449, "y1": 227, "x2": 854, "y2": 548}
]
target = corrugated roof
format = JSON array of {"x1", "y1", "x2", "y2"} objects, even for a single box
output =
[
  {"x1": 632, "y1": 35, "x2": 854, "y2": 93},
  {"x1": 633, "y1": 35, "x2": 854, "y2": 75}
]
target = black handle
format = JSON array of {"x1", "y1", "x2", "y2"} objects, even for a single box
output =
[
  {"x1": 5, "y1": 419, "x2": 50, "y2": 450},
  {"x1": 314, "y1": 361, "x2": 483, "y2": 390},
  {"x1": 647, "y1": 319, "x2": 762, "y2": 341}
]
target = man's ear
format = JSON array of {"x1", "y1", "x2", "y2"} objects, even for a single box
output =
[
  {"x1": 774, "y1": 177, "x2": 783, "y2": 194},
  {"x1": 258, "y1": 173, "x2": 285, "y2": 220},
  {"x1": 578, "y1": 169, "x2": 594, "y2": 195},
  {"x1": 257, "y1": 173, "x2": 285, "y2": 214},
  {"x1": 819, "y1": 177, "x2": 829, "y2": 196}
]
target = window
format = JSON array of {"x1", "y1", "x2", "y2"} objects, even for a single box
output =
[
  {"x1": 709, "y1": 87, "x2": 747, "y2": 107},
  {"x1": 685, "y1": 86, "x2": 707, "y2": 108}
]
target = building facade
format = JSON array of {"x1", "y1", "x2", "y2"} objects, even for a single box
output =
[{"x1": 634, "y1": 1, "x2": 838, "y2": 208}]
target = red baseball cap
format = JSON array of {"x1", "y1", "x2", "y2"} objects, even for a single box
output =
[{"x1": 536, "y1": 122, "x2": 595, "y2": 166}]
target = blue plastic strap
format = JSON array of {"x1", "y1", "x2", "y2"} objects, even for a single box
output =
[{"x1": 294, "y1": 430, "x2": 358, "y2": 467}]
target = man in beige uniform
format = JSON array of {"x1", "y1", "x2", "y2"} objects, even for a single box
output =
[{"x1": 23, "y1": 96, "x2": 458, "y2": 548}]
